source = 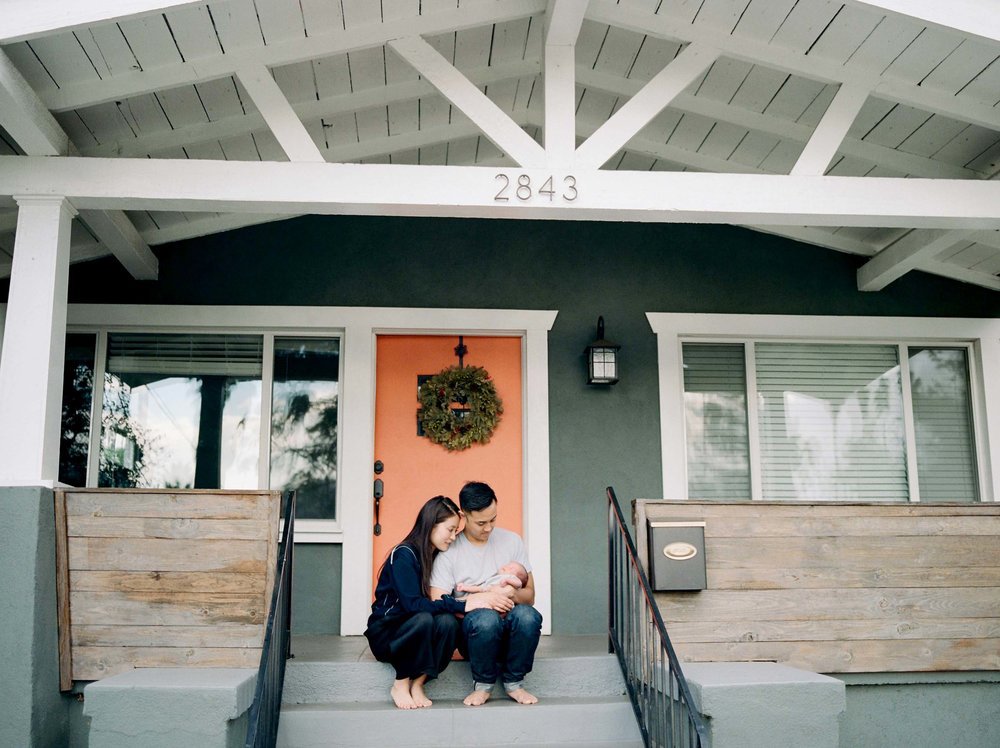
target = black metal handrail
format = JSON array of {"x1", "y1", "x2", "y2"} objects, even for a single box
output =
[
  {"x1": 607, "y1": 487, "x2": 707, "y2": 748},
  {"x1": 244, "y1": 490, "x2": 296, "y2": 748}
]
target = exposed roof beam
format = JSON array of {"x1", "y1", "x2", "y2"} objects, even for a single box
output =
[
  {"x1": 575, "y1": 43, "x2": 719, "y2": 169},
  {"x1": 791, "y1": 83, "x2": 870, "y2": 176},
  {"x1": 858, "y1": 229, "x2": 975, "y2": 290},
  {"x1": 3, "y1": 156, "x2": 1000, "y2": 229},
  {"x1": 0, "y1": 0, "x2": 204, "y2": 43},
  {"x1": 387, "y1": 36, "x2": 546, "y2": 168},
  {"x1": 235, "y1": 65, "x2": 325, "y2": 163},
  {"x1": 38, "y1": 0, "x2": 547, "y2": 112},
  {"x1": 587, "y1": 0, "x2": 1000, "y2": 131},
  {"x1": 0, "y1": 50, "x2": 156, "y2": 279},
  {"x1": 544, "y1": 0, "x2": 588, "y2": 167},
  {"x1": 852, "y1": 0, "x2": 1000, "y2": 46},
  {"x1": 576, "y1": 67, "x2": 980, "y2": 179}
]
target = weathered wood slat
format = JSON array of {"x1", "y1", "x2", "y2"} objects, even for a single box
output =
[
  {"x1": 640, "y1": 501, "x2": 1000, "y2": 517},
  {"x1": 70, "y1": 590, "x2": 265, "y2": 626},
  {"x1": 666, "y1": 617, "x2": 1000, "y2": 643},
  {"x1": 696, "y1": 516, "x2": 1000, "y2": 538},
  {"x1": 656, "y1": 588, "x2": 1000, "y2": 622},
  {"x1": 53, "y1": 491, "x2": 73, "y2": 691},
  {"x1": 674, "y1": 638, "x2": 1000, "y2": 673},
  {"x1": 65, "y1": 491, "x2": 272, "y2": 519},
  {"x1": 72, "y1": 624, "x2": 264, "y2": 648},
  {"x1": 73, "y1": 646, "x2": 263, "y2": 681},
  {"x1": 67, "y1": 516, "x2": 270, "y2": 540},
  {"x1": 707, "y1": 566, "x2": 1000, "y2": 590},
  {"x1": 68, "y1": 537, "x2": 268, "y2": 572},
  {"x1": 70, "y1": 570, "x2": 266, "y2": 594}
]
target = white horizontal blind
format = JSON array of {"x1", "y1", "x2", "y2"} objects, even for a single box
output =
[
  {"x1": 107, "y1": 333, "x2": 263, "y2": 377},
  {"x1": 682, "y1": 343, "x2": 751, "y2": 500},
  {"x1": 756, "y1": 343, "x2": 907, "y2": 501},
  {"x1": 908, "y1": 347, "x2": 979, "y2": 502}
]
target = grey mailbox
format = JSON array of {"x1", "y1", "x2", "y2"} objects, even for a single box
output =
[{"x1": 647, "y1": 520, "x2": 707, "y2": 591}]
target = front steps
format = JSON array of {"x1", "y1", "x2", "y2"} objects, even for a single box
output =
[{"x1": 277, "y1": 635, "x2": 643, "y2": 747}]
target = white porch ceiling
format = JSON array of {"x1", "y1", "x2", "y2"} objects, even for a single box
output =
[{"x1": 1, "y1": 0, "x2": 999, "y2": 292}]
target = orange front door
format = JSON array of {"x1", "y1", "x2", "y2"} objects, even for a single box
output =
[{"x1": 372, "y1": 335, "x2": 523, "y2": 588}]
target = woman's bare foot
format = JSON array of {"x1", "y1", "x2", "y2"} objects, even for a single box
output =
[
  {"x1": 410, "y1": 675, "x2": 432, "y2": 707},
  {"x1": 506, "y1": 687, "x2": 538, "y2": 705},
  {"x1": 391, "y1": 678, "x2": 417, "y2": 709},
  {"x1": 463, "y1": 688, "x2": 492, "y2": 706}
]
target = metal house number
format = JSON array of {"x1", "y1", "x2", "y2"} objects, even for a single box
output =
[{"x1": 494, "y1": 173, "x2": 578, "y2": 202}]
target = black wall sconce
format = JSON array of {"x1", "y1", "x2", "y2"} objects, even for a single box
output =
[{"x1": 585, "y1": 316, "x2": 620, "y2": 385}]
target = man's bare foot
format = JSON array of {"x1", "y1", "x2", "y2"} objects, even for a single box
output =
[
  {"x1": 506, "y1": 687, "x2": 538, "y2": 705},
  {"x1": 463, "y1": 689, "x2": 492, "y2": 706},
  {"x1": 391, "y1": 679, "x2": 417, "y2": 709},
  {"x1": 410, "y1": 676, "x2": 432, "y2": 708}
]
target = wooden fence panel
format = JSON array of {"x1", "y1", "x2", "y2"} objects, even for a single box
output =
[
  {"x1": 55, "y1": 489, "x2": 281, "y2": 688},
  {"x1": 635, "y1": 500, "x2": 1000, "y2": 673}
]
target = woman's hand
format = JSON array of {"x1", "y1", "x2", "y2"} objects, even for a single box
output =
[{"x1": 464, "y1": 590, "x2": 514, "y2": 613}]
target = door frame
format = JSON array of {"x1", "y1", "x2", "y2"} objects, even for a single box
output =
[{"x1": 343, "y1": 308, "x2": 557, "y2": 634}]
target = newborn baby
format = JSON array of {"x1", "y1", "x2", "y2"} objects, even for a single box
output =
[{"x1": 454, "y1": 561, "x2": 528, "y2": 599}]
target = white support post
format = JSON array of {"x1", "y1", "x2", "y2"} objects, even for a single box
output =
[
  {"x1": 235, "y1": 65, "x2": 326, "y2": 163},
  {"x1": 388, "y1": 36, "x2": 547, "y2": 168},
  {"x1": 0, "y1": 196, "x2": 75, "y2": 485},
  {"x1": 790, "y1": 82, "x2": 870, "y2": 176},
  {"x1": 544, "y1": 0, "x2": 588, "y2": 168},
  {"x1": 574, "y1": 42, "x2": 719, "y2": 169},
  {"x1": 857, "y1": 229, "x2": 974, "y2": 291}
]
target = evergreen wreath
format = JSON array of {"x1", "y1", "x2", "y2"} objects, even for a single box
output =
[{"x1": 418, "y1": 365, "x2": 503, "y2": 451}]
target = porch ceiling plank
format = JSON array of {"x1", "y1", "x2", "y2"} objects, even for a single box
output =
[
  {"x1": 857, "y1": 228, "x2": 976, "y2": 291},
  {"x1": 852, "y1": 0, "x2": 1000, "y2": 46},
  {"x1": 4, "y1": 156, "x2": 1000, "y2": 230},
  {"x1": 574, "y1": 42, "x2": 720, "y2": 169},
  {"x1": 575, "y1": 67, "x2": 980, "y2": 179},
  {"x1": 0, "y1": 0, "x2": 205, "y2": 44},
  {"x1": 234, "y1": 65, "x2": 325, "y2": 162},
  {"x1": 587, "y1": 0, "x2": 1000, "y2": 132},
  {"x1": 543, "y1": 0, "x2": 588, "y2": 167},
  {"x1": 387, "y1": 35, "x2": 547, "y2": 167},
  {"x1": 791, "y1": 82, "x2": 871, "y2": 176},
  {"x1": 36, "y1": 0, "x2": 548, "y2": 112}
]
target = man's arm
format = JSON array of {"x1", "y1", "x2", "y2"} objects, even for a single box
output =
[
  {"x1": 510, "y1": 572, "x2": 535, "y2": 606},
  {"x1": 429, "y1": 586, "x2": 448, "y2": 601}
]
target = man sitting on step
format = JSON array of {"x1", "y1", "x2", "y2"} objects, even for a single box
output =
[{"x1": 430, "y1": 481, "x2": 543, "y2": 706}]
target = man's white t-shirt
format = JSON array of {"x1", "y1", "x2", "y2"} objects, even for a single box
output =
[{"x1": 430, "y1": 527, "x2": 531, "y2": 596}]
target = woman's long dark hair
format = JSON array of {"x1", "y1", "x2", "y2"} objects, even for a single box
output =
[{"x1": 398, "y1": 495, "x2": 461, "y2": 596}]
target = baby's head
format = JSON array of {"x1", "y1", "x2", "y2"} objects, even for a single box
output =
[{"x1": 499, "y1": 561, "x2": 528, "y2": 586}]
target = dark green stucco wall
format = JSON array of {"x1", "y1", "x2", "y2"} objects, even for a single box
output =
[{"x1": 27, "y1": 217, "x2": 1000, "y2": 634}]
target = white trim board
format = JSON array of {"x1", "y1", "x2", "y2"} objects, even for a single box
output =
[
  {"x1": 67, "y1": 304, "x2": 558, "y2": 635},
  {"x1": 646, "y1": 313, "x2": 1000, "y2": 505}
]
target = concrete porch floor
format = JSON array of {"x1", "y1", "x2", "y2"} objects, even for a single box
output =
[{"x1": 289, "y1": 634, "x2": 611, "y2": 663}]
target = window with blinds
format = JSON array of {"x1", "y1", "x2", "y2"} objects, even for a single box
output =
[
  {"x1": 681, "y1": 340, "x2": 979, "y2": 502},
  {"x1": 682, "y1": 343, "x2": 751, "y2": 500}
]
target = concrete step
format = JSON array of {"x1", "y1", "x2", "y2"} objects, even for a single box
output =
[
  {"x1": 283, "y1": 653, "x2": 628, "y2": 704},
  {"x1": 276, "y1": 695, "x2": 644, "y2": 747}
]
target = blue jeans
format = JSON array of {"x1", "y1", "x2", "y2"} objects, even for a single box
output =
[{"x1": 459, "y1": 605, "x2": 542, "y2": 688}]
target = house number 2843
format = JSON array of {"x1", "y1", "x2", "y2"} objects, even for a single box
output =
[{"x1": 494, "y1": 174, "x2": 578, "y2": 202}]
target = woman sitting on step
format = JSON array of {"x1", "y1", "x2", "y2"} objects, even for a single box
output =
[{"x1": 365, "y1": 495, "x2": 513, "y2": 709}]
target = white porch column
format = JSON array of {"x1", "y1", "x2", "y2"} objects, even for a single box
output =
[{"x1": 0, "y1": 196, "x2": 75, "y2": 485}]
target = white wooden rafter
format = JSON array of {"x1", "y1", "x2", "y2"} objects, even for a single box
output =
[
  {"x1": 574, "y1": 42, "x2": 719, "y2": 170},
  {"x1": 790, "y1": 82, "x2": 871, "y2": 177},
  {"x1": 587, "y1": 0, "x2": 1000, "y2": 132},
  {"x1": 852, "y1": 0, "x2": 1000, "y2": 46},
  {"x1": 0, "y1": 0, "x2": 204, "y2": 43},
  {"x1": 857, "y1": 229, "x2": 976, "y2": 291},
  {"x1": 0, "y1": 49, "x2": 157, "y2": 279},
  {"x1": 544, "y1": 0, "x2": 588, "y2": 167},
  {"x1": 3, "y1": 156, "x2": 1000, "y2": 229},
  {"x1": 36, "y1": 0, "x2": 548, "y2": 112},
  {"x1": 235, "y1": 65, "x2": 325, "y2": 163},
  {"x1": 387, "y1": 36, "x2": 546, "y2": 168}
]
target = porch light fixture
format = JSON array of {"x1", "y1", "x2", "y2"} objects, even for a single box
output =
[{"x1": 585, "y1": 316, "x2": 620, "y2": 386}]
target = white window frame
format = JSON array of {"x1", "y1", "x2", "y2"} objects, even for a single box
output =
[
  {"x1": 67, "y1": 304, "x2": 557, "y2": 636},
  {"x1": 647, "y1": 313, "x2": 1000, "y2": 503}
]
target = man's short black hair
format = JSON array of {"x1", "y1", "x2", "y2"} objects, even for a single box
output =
[{"x1": 459, "y1": 481, "x2": 497, "y2": 513}]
